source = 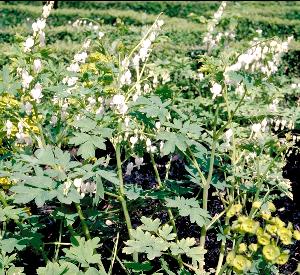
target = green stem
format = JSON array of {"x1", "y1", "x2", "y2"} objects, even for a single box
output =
[
  {"x1": 198, "y1": 108, "x2": 218, "y2": 273},
  {"x1": 215, "y1": 217, "x2": 229, "y2": 274},
  {"x1": 115, "y1": 143, "x2": 138, "y2": 262},
  {"x1": 32, "y1": 101, "x2": 46, "y2": 148},
  {"x1": 74, "y1": 203, "x2": 91, "y2": 240},
  {"x1": 54, "y1": 218, "x2": 63, "y2": 261}
]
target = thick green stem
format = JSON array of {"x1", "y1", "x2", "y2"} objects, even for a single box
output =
[
  {"x1": 115, "y1": 143, "x2": 138, "y2": 262},
  {"x1": 74, "y1": 203, "x2": 91, "y2": 240}
]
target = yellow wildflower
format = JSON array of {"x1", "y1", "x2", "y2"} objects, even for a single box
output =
[
  {"x1": 252, "y1": 201, "x2": 262, "y2": 209},
  {"x1": 226, "y1": 251, "x2": 235, "y2": 265},
  {"x1": 232, "y1": 255, "x2": 252, "y2": 272},
  {"x1": 267, "y1": 202, "x2": 276, "y2": 212},
  {"x1": 240, "y1": 218, "x2": 259, "y2": 234},
  {"x1": 293, "y1": 230, "x2": 300, "y2": 241},
  {"x1": 262, "y1": 244, "x2": 280, "y2": 261},
  {"x1": 276, "y1": 252, "x2": 289, "y2": 265},
  {"x1": 238, "y1": 243, "x2": 247, "y2": 253},
  {"x1": 257, "y1": 231, "x2": 271, "y2": 246},
  {"x1": 265, "y1": 224, "x2": 277, "y2": 236},
  {"x1": 261, "y1": 211, "x2": 271, "y2": 220},
  {"x1": 277, "y1": 227, "x2": 293, "y2": 245},
  {"x1": 248, "y1": 243, "x2": 258, "y2": 253}
]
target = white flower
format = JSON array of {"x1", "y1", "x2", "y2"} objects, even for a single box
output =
[
  {"x1": 33, "y1": 59, "x2": 42, "y2": 73},
  {"x1": 142, "y1": 39, "x2": 151, "y2": 49},
  {"x1": 198, "y1": 73, "x2": 204, "y2": 80},
  {"x1": 39, "y1": 31, "x2": 46, "y2": 47},
  {"x1": 135, "y1": 157, "x2": 143, "y2": 169},
  {"x1": 111, "y1": 94, "x2": 125, "y2": 106},
  {"x1": 120, "y1": 70, "x2": 132, "y2": 86},
  {"x1": 74, "y1": 52, "x2": 88, "y2": 63},
  {"x1": 225, "y1": 128, "x2": 233, "y2": 140},
  {"x1": 83, "y1": 39, "x2": 91, "y2": 49},
  {"x1": 149, "y1": 32, "x2": 156, "y2": 42},
  {"x1": 157, "y1": 19, "x2": 164, "y2": 27},
  {"x1": 24, "y1": 102, "x2": 33, "y2": 115},
  {"x1": 67, "y1": 77, "x2": 78, "y2": 87},
  {"x1": 37, "y1": 19, "x2": 46, "y2": 31},
  {"x1": 32, "y1": 22, "x2": 39, "y2": 33},
  {"x1": 17, "y1": 121, "x2": 23, "y2": 133},
  {"x1": 146, "y1": 138, "x2": 152, "y2": 147},
  {"x1": 42, "y1": 2, "x2": 54, "y2": 18},
  {"x1": 67, "y1": 63, "x2": 80, "y2": 72},
  {"x1": 121, "y1": 58, "x2": 130, "y2": 69},
  {"x1": 22, "y1": 70, "x2": 33, "y2": 89},
  {"x1": 251, "y1": 123, "x2": 261, "y2": 137},
  {"x1": 73, "y1": 178, "x2": 82, "y2": 188},
  {"x1": 130, "y1": 136, "x2": 138, "y2": 147},
  {"x1": 98, "y1": 32, "x2": 105, "y2": 39},
  {"x1": 155, "y1": 121, "x2": 161, "y2": 129},
  {"x1": 95, "y1": 106, "x2": 104, "y2": 115},
  {"x1": 30, "y1": 83, "x2": 43, "y2": 101},
  {"x1": 124, "y1": 117, "x2": 130, "y2": 127},
  {"x1": 50, "y1": 115, "x2": 58, "y2": 125},
  {"x1": 132, "y1": 55, "x2": 140, "y2": 67},
  {"x1": 144, "y1": 83, "x2": 150, "y2": 93},
  {"x1": 125, "y1": 162, "x2": 134, "y2": 176},
  {"x1": 139, "y1": 47, "x2": 148, "y2": 61},
  {"x1": 6, "y1": 120, "x2": 13, "y2": 137},
  {"x1": 24, "y1": 37, "x2": 34, "y2": 52},
  {"x1": 160, "y1": 141, "x2": 164, "y2": 153},
  {"x1": 210, "y1": 83, "x2": 222, "y2": 100},
  {"x1": 291, "y1": 83, "x2": 297, "y2": 89}
]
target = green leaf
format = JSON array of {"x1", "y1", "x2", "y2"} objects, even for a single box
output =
[
  {"x1": 158, "y1": 224, "x2": 176, "y2": 241},
  {"x1": 73, "y1": 118, "x2": 97, "y2": 132},
  {"x1": 97, "y1": 170, "x2": 119, "y2": 186},
  {"x1": 170, "y1": 237, "x2": 196, "y2": 255},
  {"x1": 63, "y1": 237, "x2": 102, "y2": 268},
  {"x1": 123, "y1": 228, "x2": 169, "y2": 260},
  {"x1": 123, "y1": 261, "x2": 153, "y2": 272},
  {"x1": 166, "y1": 197, "x2": 210, "y2": 227},
  {"x1": 93, "y1": 176, "x2": 104, "y2": 206},
  {"x1": 36, "y1": 261, "x2": 80, "y2": 275},
  {"x1": 140, "y1": 216, "x2": 161, "y2": 232}
]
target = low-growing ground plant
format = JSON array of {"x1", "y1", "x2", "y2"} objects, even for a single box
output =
[{"x1": 0, "y1": 1, "x2": 300, "y2": 274}]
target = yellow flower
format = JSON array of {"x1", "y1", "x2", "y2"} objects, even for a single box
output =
[
  {"x1": 277, "y1": 227, "x2": 293, "y2": 245},
  {"x1": 238, "y1": 243, "x2": 247, "y2": 253},
  {"x1": 293, "y1": 230, "x2": 300, "y2": 241},
  {"x1": 257, "y1": 231, "x2": 271, "y2": 246},
  {"x1": 252, "y1": 201, "x2": 262, "y2": 209},
  {"x1": 237, "y1": 215, "x2": 248, "y2": 223},
  {"x1": 262, "y1": 244, "x2": 280, "y2": 261},
  {"x1": 226, "y1": 204, "x2": 242, "y2": 218},
  {"x1": 261, "y1": 211, "x2": 271, "y2": 220},
  {"x1": 276, "y1": 252, "x2": 289, "y2": 265},
  {"x1": 0, "y1": 177, "x2": 12, "y2": 190},
  {"x1": 226, "y1": 251, "x2": 235, "y2": 265},
  {"x1": 265, "y1": 224, "x2": 277, "y2": 236},
  {"x1": 248, "y1": 243, "x2": 258, "y2": 252},
  {"x1": 232, "y1": 255, "x2": 252, "y2": 272},
  {"x1": 267, "y1": 202, "x2": 276, "y2": 212},
  {"x1": 240, "y1": 218, "x2": 259, "y2": 234},
  {"x1": 270, "y1": 217, "x2": 285, "y2": 228}
]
